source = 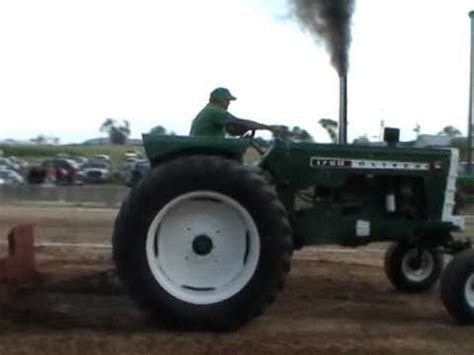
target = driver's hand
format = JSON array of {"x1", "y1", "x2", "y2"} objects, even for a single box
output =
[{"x1": 226, "y1": 123, "x2": 249, "y2": 136}]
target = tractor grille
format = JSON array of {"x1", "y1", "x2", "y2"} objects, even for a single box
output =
[{"x1": 442, "y1": 149, "x2": 465, "y2": 230}]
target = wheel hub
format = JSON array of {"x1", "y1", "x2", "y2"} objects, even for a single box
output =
[
  {"x1": 401, "y1": 249, "x2": 434, "y2": 282},
  {"x1": 465, "y1": 274, "x2": 474, "y2": 308},
  {"x1": 145, "y1": 190, "x2": 261, "y2": 305},
  {"x1": 408, "y1": 257, "x2": 422, "y2": 271},
  {"x1": 192, "y1": 235, "x2": 214, "y2": 256}
]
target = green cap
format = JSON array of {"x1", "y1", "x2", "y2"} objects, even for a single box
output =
[{"x1": 210, "y1": 87, "x2": 237, "y2": 101}]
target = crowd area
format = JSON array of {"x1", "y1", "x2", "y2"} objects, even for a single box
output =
[{"x1": 0, "y1": 152, "x2": 150, "y2": 188}]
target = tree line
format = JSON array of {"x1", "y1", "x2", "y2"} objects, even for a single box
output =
[
  {"x1": 99, "y1": 118, "x2": 339, "y2": 144},
  {"x1": 98, "y1": 118, "x2": 465, "y2": 146}
]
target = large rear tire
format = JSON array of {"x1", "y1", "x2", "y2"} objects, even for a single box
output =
[
  {"x1": 113, "y1": 155, "x2": 293, "y2": 331},
  {"x1": 384, "y1": 242, "x2": 443, "y2": 293},
  {"x1": 441, "y1": 248, "x2": 474, "y2": 324}
]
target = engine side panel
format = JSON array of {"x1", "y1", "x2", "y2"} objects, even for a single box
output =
[{"x1": 260, "y1": 140, "x2": 456, "y2": 247}]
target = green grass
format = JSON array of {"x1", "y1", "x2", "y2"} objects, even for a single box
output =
[{"x1": 1, "y1": 144, "x2": 144, "y2": 167}]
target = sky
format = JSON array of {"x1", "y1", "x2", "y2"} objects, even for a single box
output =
[{"x1": 0, "y1": 0, "x2": 473, "y2": 144}]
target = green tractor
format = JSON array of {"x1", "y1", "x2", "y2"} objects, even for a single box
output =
[{"x1": 112, "y1": 131, "x2": 474, "y2": 330}]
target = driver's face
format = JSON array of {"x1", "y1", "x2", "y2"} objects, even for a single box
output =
[
  {"x1": 214, "y1": 97, "x2": 231, "y2": 110},
  {"x1": 222, "y1": 99, "x2": 231, "y2": 110}
]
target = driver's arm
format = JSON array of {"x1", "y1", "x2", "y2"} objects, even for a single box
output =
[{"x1": 225, "y1": 117, "x2": 272, "y2": 136}]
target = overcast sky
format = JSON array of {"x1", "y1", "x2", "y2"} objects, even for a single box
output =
[{"x1": 1, "y1": 0, "x2": 473, "y2": 143}]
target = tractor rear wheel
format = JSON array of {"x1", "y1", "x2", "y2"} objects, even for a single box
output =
[
  {"x1": 113, "y1": 155, "x2": 293, "y2": 331},
  {"x1": 384, "y1": 242, "x2": 443, "y2": 293},
  {"x1": 441, "y1": 248, "x2": 474, "y2": 324}
]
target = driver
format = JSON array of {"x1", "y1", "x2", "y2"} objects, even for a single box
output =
[{"x1": 190, "y1": 87, "x2": 274, "y2": 137}]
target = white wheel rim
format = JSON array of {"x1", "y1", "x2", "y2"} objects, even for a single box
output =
[
  {"x1": 401, "y1": 249, "x2": 434, "y2": 282},
  {"x1": 465, "y1": 274, "x2": 474, "y2": 308},
  {"x1": 146, "y1": 191, "x2": 261, "y2": 305}
]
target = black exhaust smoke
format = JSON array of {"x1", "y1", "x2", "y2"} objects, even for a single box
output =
[{"x1": 290, "y1": 0, "x2": 355, "y2": 144}]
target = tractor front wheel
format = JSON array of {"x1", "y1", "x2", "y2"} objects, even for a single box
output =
[
  {"x1": 441, "y1": 248, "x2": 474, "y2": 324},
  {"x1": 113, "y1": 155, "x2": 293, "y2": 331},
  {"x1": 384, "y1": 242, "x2": 443, "y2": 293}
]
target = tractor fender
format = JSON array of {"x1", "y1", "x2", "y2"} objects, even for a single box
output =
[
  {"x1": 142, "y1": 134, "x2": 251, "y2": 168},
  {"x1": 150, "y1": 147, "x2": 243, "y2": 167}
]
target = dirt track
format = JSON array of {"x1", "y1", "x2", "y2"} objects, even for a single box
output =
[{"x1": 1, "y1": 205, "x2": 474, "y2": 354}]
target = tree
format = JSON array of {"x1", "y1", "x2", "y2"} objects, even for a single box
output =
[
  {"x1": 150, "y1": 125, "x2": 176, "y2": 136},
  {"x1": 100, "y1": 119, "x2": 131, "y2": 145},
  {"x1": 272, "y1": 125, "x2": 313, "y2": 142},
  {"x1": 318, "y1": 118, "x2": 338, "y2": 143},
  {"x1": 271, "y1": 125, "x2": 291, "y2": 140},
  {"x1": 353, "y1": 134, "x2": 370, "y2": 145},
  {"x1": 30, "y1": 134, "x2": 47, "y2": 144},
  {"x1": 290, "y1": 126, "x2": 313, "y2": 142},
  {"x1": 29, "y1": 134, "x2": 60, "y2": 145},
  {"x1": 413, "y1": 123, "x2": 421, "y2": 138},
  {"x1": 438, "y1": 125, "x2": 461, "y2": 138},
  {"x1": 150, "y1": 125, "x2": 167, "y2": 135}
]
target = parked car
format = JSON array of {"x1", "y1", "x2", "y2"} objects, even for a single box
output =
[
  {"x1": 70, "y1": 156, "x2": 89, "y2": 168},
  {"x1": 5, "y1": 156, "x2": 28, "y2": 172},
  {"x1": 0, "y1": 168, "x2": 24, "y2": 186},
  {"x1": 124, "y1": 151, "x2": 139, "y2": 159},
  {"x1": 124, "y1": 159, "x2": 150, "y2": 187},
  {"x1": 0, "y1": 157, "x2": 20, "y2": 172},
  {"x1": 49, "y1": 158, "x2": 81, "y2": 185},
  {"x1": 93, "y1": 154, "x2": 111, "y2": 163},
  {"x1": 27, "y1": 158, "x2": 80, "y2": 185},
  {"x1": 81, "y1": 161, "x2": 113, "y2": 183}
]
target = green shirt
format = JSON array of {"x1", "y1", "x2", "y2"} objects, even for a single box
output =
[{"x1": 189, "y1": 104, "x2": 234, "y2": 137}]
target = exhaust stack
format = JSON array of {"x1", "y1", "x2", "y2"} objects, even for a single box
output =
[
  {"x1": 289, "y1": 0, "x2": 355, "y2": 145},
  {"x1": 339, "y1": 75, "x2": 348, "y2": 144},
  {"x1": 468, "y1": 11, "x2": 474, "y2": 174}
]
